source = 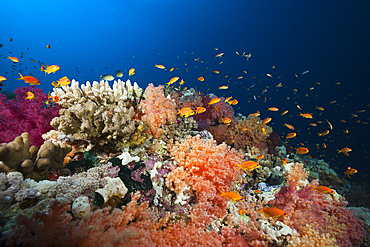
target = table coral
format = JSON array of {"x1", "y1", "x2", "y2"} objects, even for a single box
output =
[{"x1": 0, "y1": 86, "x2": 60, "y2": 147}]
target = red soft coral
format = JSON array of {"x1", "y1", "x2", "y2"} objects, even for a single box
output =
[
  {"x1": 0, "y1": 86, "x2": 60, "y2": 147},
  {"x1": 166, "y1": 135, "x2": 244, "y2": 225}
]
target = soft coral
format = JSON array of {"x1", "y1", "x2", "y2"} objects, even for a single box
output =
[{"x1": 0, "y1": 86, "x2": 60, "y2": 147}]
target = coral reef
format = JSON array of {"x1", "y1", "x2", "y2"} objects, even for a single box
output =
[{"x1": 0, "y1": 86, "x2": 60, "y2": 147}]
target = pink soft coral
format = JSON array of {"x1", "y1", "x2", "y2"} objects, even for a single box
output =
[
  {"x1": 166, "y1": 135, "x2": 244, "y2": 225},
  {"x1": 0, "y1": 86, "x2": 60, "y2": 147},
  {"x1": 140, "y1": 84, "x2": 177, "y2": 139},
  {"x1": 270, "y1": 163, "x2": 366, "y2": 247}
]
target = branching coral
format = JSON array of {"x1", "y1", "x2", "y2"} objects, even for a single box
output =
[
  {"x1": 0, "y1": 86, "x2": 60, "y2": 147},
  {"x1": 140, "y1": 83, "x2": 177, "y2": 139},
  {"x1": 50, "y1": 79, "x2": 146, "y2": 151}
]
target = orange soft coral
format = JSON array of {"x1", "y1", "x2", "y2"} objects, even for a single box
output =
[
  {"x1": 166, "y1": 135, "x2": 244, "y2": 225},
  {"x1": 140, "y1": 83, "x2": 177, "y2": 139}
]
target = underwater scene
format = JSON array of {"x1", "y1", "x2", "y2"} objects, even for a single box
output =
[{"x1": 0, "y1": 0, "x2": 370, "y2": 246}]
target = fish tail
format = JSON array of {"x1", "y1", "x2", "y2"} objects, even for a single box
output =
[
  {"x1": 235, "y1": 164, "x2": 242, "y2": 171},
  {"x1": 217, "y1": 188, "x2": 224, "y2": 196},
  {"x1": 16, "y1": 73, "x2": 23, "y2": 80}
]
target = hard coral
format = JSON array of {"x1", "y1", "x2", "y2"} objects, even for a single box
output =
[
  {"x1": 0, "y1": 86, "x2": 60, "y2": 147},
  {"x1": 140, "y1": 83, "x2": 177, "y2": 139}
]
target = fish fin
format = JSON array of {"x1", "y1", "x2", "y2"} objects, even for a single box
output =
[{"x1": 217, "y1": 188, "x2": 224, "y2": 197}]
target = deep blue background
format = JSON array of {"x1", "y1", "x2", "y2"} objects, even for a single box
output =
[{"x1": 1, "y1": 0, "x2": 369, "y2": 180}]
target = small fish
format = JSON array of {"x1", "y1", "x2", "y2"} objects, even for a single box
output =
[
  {"x1": 57, "y1": 76, "x2": 71, "y2": 86},
  {"x1": 100, "y1": 74, "x2": 115, "y2": 81},
  {"x1": 196, "y1": 107, "x2": 206, "y2": 114},
  {"x1": 326, "y1": 119, "x2": 333, "y2": 130},
  {"x1": 261, "y1": 117, "x2": 272, "y2": 125},
  {"x1": 316, "y1": 106, "x2": 325, "y2": 111},
  {"x1": 155, "y1": 64, "x2": 166, "y2": 70},
  {"x1": 220, "y1": 117, "x2": 232, "y2": 124},
  {"x1": 276, "y1": 83, "x2": 282, "y2": 87},
  {"x1": 129, "y1": 68, "x2": 135, "y2": 76},
  {"x1": 47, "y1": 44, "x2": 51, "y2": 49},
  {"x1": 198, "y1": 76, "x2": 205, "y2": 81},
  {"x1": 217, "y1": 188, "x2": 243, "y2": 203},
  {"x1": 167, "y1": 76, "x2": 179, "y2": 86},
  {"x1": 219, "y1": 85, "x2": 229, "y2": 90},
  {"x1": 30, "y1": 58, "x2": 35, "y2": 63},
  {"x1": 268, "y1": 107, "x2": 279, "y2": 112},
  {"x1": 251, "y1": 111, "x2": 260, "y2": 117},
  {"x1": 309, "y1": 185, "x2": 335, "y2": 199},
  {"x1": 215, "y1": 53, "x2": 224, "y2": 58},
  {"x1": 209, "y1": 98, "x2": 221, "y2": 105},
  {"x1": 7, "y1": 55, "x2": 19, "y2": 63},
  {"x1": 177, "y1": 107, "x2": 195, "y2": 117},
  {"x1": 259, "y1": 207, "x2": 287, "y2": 219},
  {"x1": 169, "y1": 67, "x2": 175, "y2": 72},
  {"x1": 228, "y1": 99, "x2": 238, "y2": 105},
  {"x1": 344, "y1": 167, "x2": 357, "y2": 178},
  {"x1": 318, "y1": 130, "x2": 330, "y2": 137},
  {"x1": 238, "y1": 209, "x2": 247, "y2": 216},
  {"x1": 281, "y1": 157, "x2": 288, "y2": 167},
  {"x1": 286, "y1": 132, "x2": 297, "y2": 139},
  {"x1": 322, "y1": 143, "x2": 327, "y2": 148},
  {"x1": 301, "y1": 70, "x2": 309, "y2": 75},
  {"x1": 16, "y1": 73, "x2": 40, "y2": 85},
  {"x1": 337, "y1": 147, "x2": 352, "y2": 156},
  {"x1": 214, "y1": 70, "x2": 220, "y2": 74},
  {"x1": 0, "y1": 76, "x2": 7, "y2": 82},
  {"x1": 299, "y1": 112, "x2": 313, "y2": 119},
  {"x1": 115, "y1": 70, "x2": 123, "y2": 77},
  {"x1": 237, "y1": 76, "x2": 243, "y2": 79},
  {"x1": 224, "y1": 96, "x2": 232, "y2": 103},
  {"x1": 309, "y1": 123, "x2": 317, "y2": 126},
  {"x1": 44, "y1": 65, "x2": 60, "y2": 75},
  {"x1": 261, "y1": 127, "x2": 267, "y2": 135},
  {"x1": 281, "y1": 110, "x2": 289, "y2": 116},
  {"x1": 284, "y1": 123, "x2": 295, "y2": 130},
  {"x1": 25, "y1": 91, "x2": 35, "y2": 100},
  {"x1": 296, "y1": 147, "x2": 309, "y2": 154},
  {"x1": 235, "y1": 161, "x2": 260, "y2": 172},
  {"x1": 266, "y1": 74, "x2": 273, "y2": 78},
  {"x1": 256, "y1": 154, "x2": 264, "y2": 160},
  {"x1": 179, "y1": 79, "x2": 185, "y2": 85}
]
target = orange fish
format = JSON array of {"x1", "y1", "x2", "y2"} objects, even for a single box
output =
[
  {"x1": 253, "y1": 190, "x2": 262, "y2": 194},
  {"x1": 177, "y1": 107, "x2": 195, "y2": 117},
  {"x1": 169, "y1": 67, "x2": 175, "y2": 72},
  {"x1": 16, "y1": 73, "x2": 40, "y2": 85},
  {"x1": 228, "y1": 99, "x2": 238, "y2": 105},
  {"x1": 326, "y1": 119, "x2": 333, "y2": 130},
  {"x1": 268, "y1": 107, "x2": 279, "y2": 112},
  {"x1": 198, "y1": 76, "x2": 205, "y2": 81},
  {"x1": 219, "y1": 85, "x2": 229, "y2": 90},
  {"x1": 209, "y1": 98, "x2": 221, "y2": 105},
  {"x1": 261, "y1": 126, "x2": 267, "y2": 135},
  {"x1": 259, "y1": 207, "x2": 287, "y2": 219},
  {"x1": 256, "y1": 154, "x2": 264, "y2": 160},
  {"x1": 235, "y1": 161, "x2": 260, "y2": 172},
  {"x1": 251, "y1": 111, "x2": 260, "y2": 117},
  {"x1": 57, "y1": 76, "x2": 71, "y2": 86},
  {"x1": 237, "y1": 76, "x2": 243, "y2": 79},
  {"x1": 214, "y1": 70, "x2": 220, "y2": 74},
  {"x1": 286, "y1": 132, "x2": 296, "y2": 139},
  {"x1": 44, "y1": 65, "x2": 60, "y2": 75},
  {"x1": 261, "y1": 117, "x2": 272, "y2": 125},
  {"x1": 281, "y1": 157, "x2": 288, "y2": 167},
  {"x1": 296, "y1": 147, "x2": 309, "y2": 154},
  {"x1": 213, "y1": 105, "x2": 219, "y2": 112},
  {"x1": 316, "y1": 106, "x2": 325, "y2": 111},
  {"x1": 155, "y1": 64, "x2": 166, "y2": 70},
  {"x1": 309, "y1": 123, "x2": 317, "y2": 126},
  {"x1": 309, "y1": 184, "x2": 335, "y2": 199},
  {"x1": 344, "y1": 167, "x2": 357, "y2": 178},
  {"x1": 299, "y1": 112, "x2": 313, "y2": 119},
  {"x1": 337, "y1": 147, "x2": 352, "y2": 156},
  {"x1": 238, "y1": 209, "x2": 247, "y2": 216},
  {"x1": 217, "y1": 188, "x2": 243, "y2": 203},
  {"x1": 52, "y1": 95, "x2": 59, "y2": 102},
  {"x1": 129, "y1": 68, "x2": 135, "y2": 76},
  {"x1": 47, "y1": 44, "x2": 51, "y2": 49},
  {"x1": 0, "y1": 76, "x2": 7, "y2": 82},
  {"x1": 215, "y1": 53, "x2": 224, "y2": 58},
  {"x1": 196, "y1": 107, "x2": 206, "y2": 114},
  {"x1": 167, "y1": 77, "x2": 179, "y2": 86},
  {"x1": 220, "y1": 117, "x2": 232, "y2": 124},
  {"x1": 317, "y1": 130, "x2": 330, "y2": 137},
  {"x1": 224, "y1": 96, "x2": 232, "y2": 103},
  {"x1": 284, "y1": 123, "x2": 295, "y2": 130},
  {"x1": 7, "y1": 55, "x2": 19, "y2": 63},
  {"x1": 25, "y1": 91, "x2": 35, "y2": 100}
]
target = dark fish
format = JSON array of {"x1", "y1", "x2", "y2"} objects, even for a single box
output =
[
  {"x1": 8, "y1": 51, "x2": 12, "y2": 54},
  {"x1": 38, "y1": 60, "x2": 41, "y2": 66},
  {"x1": 0, "y1": 44, "x2": 3, "y2": 48}
]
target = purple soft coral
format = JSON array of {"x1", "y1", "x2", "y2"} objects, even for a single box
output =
[{"x1": 0, "y1": 86, "x2": 60, "y2": 147}]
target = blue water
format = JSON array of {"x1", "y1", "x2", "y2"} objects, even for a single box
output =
[{"x1": 1, "y1": 0, "x2": 369, "y2": 180}]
